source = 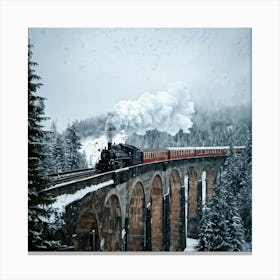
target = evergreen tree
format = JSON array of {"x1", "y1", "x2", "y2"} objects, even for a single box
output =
[
  {"x1": 237, "y1": 135, "x2": 252, "y2": 244},
  {"x1": 64, "y1": 121, "x2": 83, "y2": 170},
  {"x1": 226, "y1": 191, "x2": 246, "y2": 251},
  {"x1": 197, "y1": 143, "x2": 247, "y2": 251},
  {"x1": 47, "y1": 121, "x2": 66, "y2": 173},
  {"x1": 197, "y1": 183, "x2": 231, "y2": 251},
  {"x1": 52, "y1": 133, "x2": 66, "y2": 173},
  {"x1": 41, "y1": 130, "x2": 55, "y2": 174},
  {"x1": 197, "y1": 206, "x2": 213, "y2": 250},
  {"x1": 28, "y1": 42, "x2": 60, "y2": 250}
]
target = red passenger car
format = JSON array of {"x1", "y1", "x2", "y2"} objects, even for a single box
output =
[{"x1": 141, "y1": 148, "x2": 169, "y2": 163}]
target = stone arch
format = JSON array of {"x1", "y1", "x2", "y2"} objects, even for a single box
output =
[
  {"x1": 187, "y1": 166, "x2": 199, "y2": 237},
  {"x1": 75, "y1": 209, "x2": 99, "y2": 251},
  {"x1": 151, "y1": 174, "x2": 163, "y2": 251},
  {"x1": 203, "y1": 163, "x2": 215, "y2": 203},
  {"x1": 101, "y1": 194, "x2": 122, "y2": 251},
  {"x1": 128, "y1": 182, "x2": 145, "y2": 251},
  {"x1": 169, "y1": 169, "x2": 182, "y2": 251}
]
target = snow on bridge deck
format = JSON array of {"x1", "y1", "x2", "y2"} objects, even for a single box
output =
[{"x1": 48, "y1": 179, "x2": 114, "y2": 223}]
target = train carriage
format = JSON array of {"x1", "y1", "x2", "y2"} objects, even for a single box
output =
[
  {"x1": 168, "y1": 147, "x2": 195, "y2": 160},
  {"x1": 141, "y1": 148, "x2": 169, "y2": 163}
]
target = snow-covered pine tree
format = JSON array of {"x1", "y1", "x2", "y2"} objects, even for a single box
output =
[
  {"x1": 46, "y1": 121, "x2": 66, "y2": 173},
  {"x1": 225, "y1": 191, "x2": 246, "y2": 251},
  {"x1": 216, "y1": 144, "x2": 246, "y2": 251},
  {"x1": 197, "y1": 205, "x2": 214, "y2": 251},
  {"x1": 197, "y1": 143, "x2": 247, "y2": 251},
  {"x1": 41, "y1": 130, "x2": 56, "y2": 174},
  {"x1": 28, "y1": 41, "x2": 61, "y2": 250},
  {"x1": 64, "y1": 121, "x2": 83, "y2": 170},
  {"x1": 237, "y1": 135, "x2": 252, "y2": 245},
  {"x1": 197, "y1": 182, "x2": 231, "y2": 251},
  {"x1": 52, "y1": 133, "x2": 65, "y2": 173}
]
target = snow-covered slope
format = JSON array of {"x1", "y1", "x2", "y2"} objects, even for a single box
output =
[{"x1": 81, "y1": 132, "x2": 127, "y2": 167}]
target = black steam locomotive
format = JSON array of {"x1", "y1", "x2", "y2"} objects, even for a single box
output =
[{"x1": 95, "y1": 142, "x2": 142, "y2": 172}]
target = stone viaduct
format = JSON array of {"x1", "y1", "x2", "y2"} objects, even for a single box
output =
[{"x1": 47, "y1": 156, "x2": 226, "y2": 252}]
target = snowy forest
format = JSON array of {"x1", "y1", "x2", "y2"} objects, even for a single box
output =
[{"x1": 28, "y1": 41, "x2": 252, "y2": 251}]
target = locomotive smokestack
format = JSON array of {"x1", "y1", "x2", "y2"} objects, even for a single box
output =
[{"x1": 108, "y1": 142, "x2": 112, "y2": 150}]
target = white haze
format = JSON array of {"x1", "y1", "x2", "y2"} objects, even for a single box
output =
[
  {"x1": 105, "y1": 82, "x2": 195, "y2": 142},
  {"x1": 82, "y1": 133, "x2": 127, "y2": 167}
]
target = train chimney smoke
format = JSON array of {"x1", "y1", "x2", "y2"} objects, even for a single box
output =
[{"x1": 105, "y1": 82, "x2": 195, "y2": 141}]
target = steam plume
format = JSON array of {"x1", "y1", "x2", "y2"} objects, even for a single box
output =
[{"x1": 105, "y1": 82, "x2": 195, "y2": 142}]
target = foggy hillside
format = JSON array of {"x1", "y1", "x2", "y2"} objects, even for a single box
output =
[{"x1": 76, "y1": 103, "x2": 251, "y2": 149}]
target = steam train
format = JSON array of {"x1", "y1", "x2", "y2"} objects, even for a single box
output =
[{"x1": 95, "y1": 142, "x2": 245, "y2": 172}]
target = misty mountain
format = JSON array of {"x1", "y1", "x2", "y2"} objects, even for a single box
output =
[{"x1": 75, "y1": 103, "x2": 251, "y2": 149}]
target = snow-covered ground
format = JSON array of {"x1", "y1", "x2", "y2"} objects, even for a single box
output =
[
  {"x1": 81, "y1": 132, "x2": 127, "y2": 167},
  {"x1": 184, "y1": 238, "x2": 199, "y2": 252}
]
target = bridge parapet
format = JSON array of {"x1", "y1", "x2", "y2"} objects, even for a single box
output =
[{"x1": 45, "y1": 172, "x2": 113, "y2": 196}]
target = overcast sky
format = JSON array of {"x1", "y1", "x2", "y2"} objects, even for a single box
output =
[{"x1": 29, "y1": 28, "x2": 251, "y2": 131}]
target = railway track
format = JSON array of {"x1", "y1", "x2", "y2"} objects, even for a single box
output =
[{"x1": 47, "y1": 168, "x2": 100, "y2": 185}]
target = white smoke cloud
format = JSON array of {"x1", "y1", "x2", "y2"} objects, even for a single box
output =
[{"x1": 105, "y1": 82, "x2": 195, "y2": 142}]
